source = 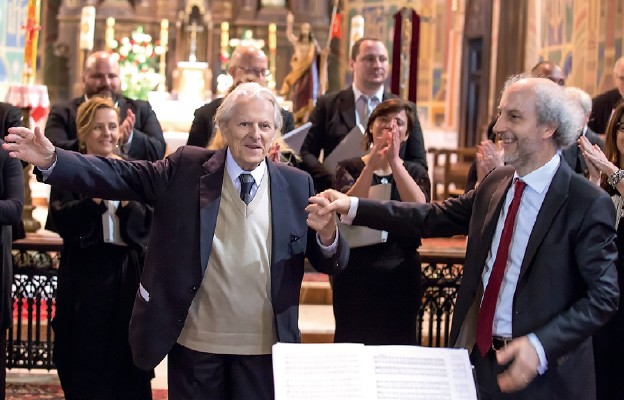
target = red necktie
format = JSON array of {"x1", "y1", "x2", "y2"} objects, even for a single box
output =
[{"x1": 476, "y1": 179, "x2": 527, "y2": 356}]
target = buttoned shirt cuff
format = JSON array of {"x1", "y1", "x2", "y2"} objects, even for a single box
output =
[
  {"x1": 339, "y1": 197, "x2": 359, "y2": 225},
  {"x1": 120, "y1": 130, "x2": 134, "y2": 154},
  {"x1": 37, "y1": 155, "x2": 58, "y2": 181},
  {"x1": 527, "y1": 333, "x2": 548, "y2": 375},
  {"x1": 316, "y1": 227, "x2": 339, "y2": 257}
]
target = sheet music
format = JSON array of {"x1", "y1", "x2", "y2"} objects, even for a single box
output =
[
  {"x1": 273, "y1": 343, "x2": 477, "y2": 400},
  {"x1": 273, "y1": 343, "x2": 375, "y2": 400},
  {"x1": 283, "y1": 122, "x2": 312, "y2": 154},
  {"x1": 322, "y1": 125, "x2": 367, "y2": 172},
  {"x1": 366, "y1": 346, "x2": 477, "y2": 400},
  {"x1": 339, "y1": 184, "x2": 391, "y2": 248}
]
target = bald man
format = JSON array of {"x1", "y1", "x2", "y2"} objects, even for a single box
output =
[
  {"x1": 45, "y1": 51, "x2": 166, "y2": 161},
  {"x1": 186, "y1": 46, "x2": 295, "y2": 148},
  {"x1": 589, "y1": 57, "x2": 624, "y2": 135},
  {"x1": 531, "y1": 61, "x2": 565, "y2": 86}
]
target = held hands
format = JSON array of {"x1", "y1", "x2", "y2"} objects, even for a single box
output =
[
  {"x1": 305, "y1": 194, "x2": 337, "y2": 245},
  {"x1": 495, "y1": 336, "x2": 540, "y2": 393},
  {"x1": 118, "y1": 108, "x2": 136, "y2": 146},
  {"x1": 3, "y1": 126, "x2": 56, "y2": 168}
]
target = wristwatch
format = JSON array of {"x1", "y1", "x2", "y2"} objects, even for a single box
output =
[{"x1": 608, "y1": 169, "x2": 624, "y2": 188}]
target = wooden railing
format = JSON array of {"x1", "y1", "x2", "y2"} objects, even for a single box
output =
[{"x1": 5, "y1": 235, "x2": 466, "y2": 370}]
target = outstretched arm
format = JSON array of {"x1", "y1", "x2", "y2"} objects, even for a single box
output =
[{"x1": 3, "y1": 126, "x2": 56, "y2": 169}]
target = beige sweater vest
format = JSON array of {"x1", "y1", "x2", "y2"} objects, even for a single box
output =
[{"x1": 177, "y1": 170, "x2": 276, "y2": 354}]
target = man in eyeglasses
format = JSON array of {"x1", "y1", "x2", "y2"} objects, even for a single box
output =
[
  {"x1": 186, "y1": 46, "x2": 295, "y2": 148},
  {"x1": 530, "y1": 61, "x2": 565, "y2": 86}
]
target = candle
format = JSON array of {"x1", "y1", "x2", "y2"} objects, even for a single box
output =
[
  {"x1": 79, "y1": 5, "x2": 96, "y2": 51},
  {"x1": 21, "y1": 0, "x2": 41, "y2": 84},
  {"x1": 349, "y1": 15, "x2": 365, "y2": 54},
  {"x1": 160, "y1": 19, "x2": 169, "y2": 47},
  {"x1": 105, "y1": 17, "x2": 115, "y2": 50},
  {"x1": 220, "y1": 22, "x2": 230, "y2": 49}
]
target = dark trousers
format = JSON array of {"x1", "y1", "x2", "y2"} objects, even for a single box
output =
[
  {"x1": 168, "y1": 343, "x2": 274, "y2": 400},
  {"x1": 1, "y1": 329, "x2": 5, "y2": 400}
]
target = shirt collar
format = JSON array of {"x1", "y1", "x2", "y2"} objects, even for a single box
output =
[
  {"x1": 352, "y1": 85, "x2": 384, "y2": 103},
  {"x1": 514, "y1": 153, "x2": 560, "y2": 195},
  {"x1": 225, "y1": 147, "x2": 267, "y2": 186}
]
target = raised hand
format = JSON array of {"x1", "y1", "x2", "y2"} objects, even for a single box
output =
[
  {"x1": 268, "y1": 142, "x2": 281, "y2": 163},
  {"x1": 579, "y1": 135, "x2": 617, "y2": 177},
  {"x1": 3, "y1": 126, "x2": 56, "y2": 169},
  {"x1": 119, "y1": 108, "x2": 136, "y2": 146}
]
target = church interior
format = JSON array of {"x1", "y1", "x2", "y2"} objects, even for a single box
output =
[{"x1": 1, "y1": 0, "x2": 624, "y2": 397}]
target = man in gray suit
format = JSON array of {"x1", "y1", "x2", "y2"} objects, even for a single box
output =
[{"x1": 315, "y1": 76, "x2": 619, "y2": 399}]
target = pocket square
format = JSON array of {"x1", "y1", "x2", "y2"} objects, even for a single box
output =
[{"x1": 139, "y1": 283, "x2": 150, "y2": 302}]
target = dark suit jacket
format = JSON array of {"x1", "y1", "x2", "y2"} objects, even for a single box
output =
[
  {"x1": 187, "y1": 97, "x2": 296, "y2": 148},
  {"x1": 353, "y1": 161, "x2": 619, "y2": 399},
  {"x1": 0, "y1": 139, "x2": 24, "y2": 331},
  {"x1": 300, "y1": 88, "x2": 428, "y2": 192},
  {"x1": 41, "y1": 147, "x2": 349, "y2": 370},
  {"x1": 45, "y1": 96, "x2": 166, "y2": 161},
  {"x1": 589, "y1": 88, "x2": 623, "y2": 135},
  {"x1": 0, "y1": 103, "x2": 22, "y2": 138}
]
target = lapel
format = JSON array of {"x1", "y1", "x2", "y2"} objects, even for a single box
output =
[
  {"x1": 267, "y1": 161, "x2": 292, "y2": 299},
  {"x1": 198, "y1": 149, "x2": 226, "y2": 275},
  {"x1": 337, "y1": 89, "x2": 357, "y2": 133},
  {"x1": 518, "y1": 162, "x2": 570, "y2": 281}
]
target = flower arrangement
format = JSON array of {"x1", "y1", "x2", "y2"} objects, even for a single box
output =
[{"x1": 111, "y1": 26, "x2": 164, "y2": 100}]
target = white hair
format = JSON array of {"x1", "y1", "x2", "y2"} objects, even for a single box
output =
[
  {"x1": 214, "y1": 82, "x2": 283, "y2": 133},
  {"x1": 564, "y1": 86, "x2": 592, "y2": 117}
]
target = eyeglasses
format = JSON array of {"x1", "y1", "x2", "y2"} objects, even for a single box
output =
[
  {"x1": 616, "y1": 121, "x2": 624, "y2": 132},
  {"x1": 234, "y1": 66, "x2": 270, "y2": 77}
]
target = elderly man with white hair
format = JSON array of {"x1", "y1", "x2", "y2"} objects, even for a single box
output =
[
  {"x1": 562, "y1": 86, "x2": 604, "y2": 177},
  {"x1": 3, "y1": 82, "x2": 349, "y2": 400},
  {"x1": 314, "y1": 76, "x2": 619, "y2": 399}
]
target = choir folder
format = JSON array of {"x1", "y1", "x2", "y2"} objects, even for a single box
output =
[{"x1": 272, "y1": 343, "x2": 478, "y2": 400}]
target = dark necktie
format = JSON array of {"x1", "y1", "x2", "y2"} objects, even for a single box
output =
[
  {"x1": 239, "y1": 173, "x2": 255, "y2": 205},
  {"x1": 476, "y1": 179, "x2": 527, "y2": 356}
]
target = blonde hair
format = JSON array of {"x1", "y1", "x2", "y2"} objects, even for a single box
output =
[{"x1": 76, "y1": 96, "x2": 120, "y2": 152}]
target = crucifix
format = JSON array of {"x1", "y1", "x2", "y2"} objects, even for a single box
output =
[{"x1": 185, "y1": 21, "x2": 204, "y2": 62}]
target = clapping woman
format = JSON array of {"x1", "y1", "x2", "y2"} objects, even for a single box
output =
[
  {"x1": 332, "y1": 99, "x2": 431, "y2": 344},
  {"x1": 579, "y1": 101, "x2": 624, "y2": 400},
  {"x1": 49, "y1": 97, "x2": 153, "y2": 399}
]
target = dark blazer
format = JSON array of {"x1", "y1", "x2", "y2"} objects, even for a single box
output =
[
  {"x1": 0, "y1": 140, "x2": 24, "y2": 331},
  {"x1": 0, "y1": 103, "x2": 22, "y2": 138},
  {"x1": 353, "y1": 161, "x2": 618, "y2": 399},
  {"x1": 45, "y1": 96, "x2": 166, "y2": 161},
  {"x1": 40, "y1": 147, "x2": 349, "y2": 370},
  {"x1": 187, "y1": 97, "x2": 296, "y2": 148},
  {"x1": 300, "y1": 88, "x2": 428, "y2": 192},
  {"x1": 589, "y1": 88, "x2": 623, "y2": 135}
]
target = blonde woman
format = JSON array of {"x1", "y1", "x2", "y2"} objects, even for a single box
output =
[{"x1": 49, "y1": 97, "x2": 153, "y2": 399}]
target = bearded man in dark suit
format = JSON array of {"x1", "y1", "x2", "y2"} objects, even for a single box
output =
[
  {"x1": 45, "y1": 51, "x2": 166, "y2": 161},
  {"x1": 315, "y1": 76, "x2": 619, "y2": 400}
]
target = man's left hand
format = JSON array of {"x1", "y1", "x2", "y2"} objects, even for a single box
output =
[
  {"x1": 119, "y1": 108, "x2": 136, "y2": 145},
  {"x1": 496, "y1": 336, "x2": 540, "y2": 393},
  {"x1": 306, "y1": 195, "x2": 337, "y2": 245}
]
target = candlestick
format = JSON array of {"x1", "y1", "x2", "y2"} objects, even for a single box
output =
[
  {"x1": 349, "y1": 15, "x2": 365, "y2": 54},
  {"x1": 105, "y1": 17, "x2": 115, "y2": 51},
  {"x1": 268, "y1": 23, "x2": 276, "y2": 87},
  {"x1": 21, "y1": 0, "x2": 41, "y2": 84},
  {"x1": 158, "y1": 19, "x2": 169, "y2": 92}
]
